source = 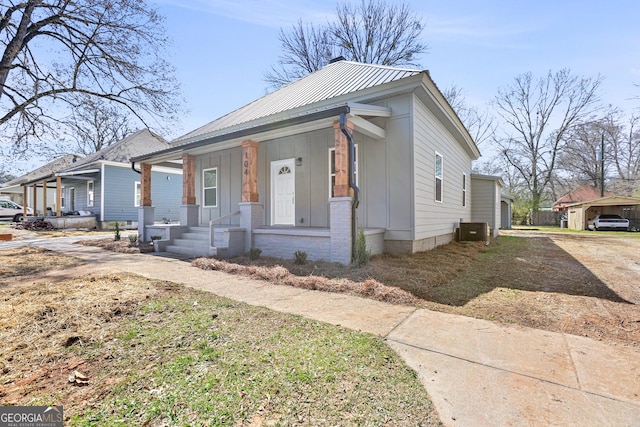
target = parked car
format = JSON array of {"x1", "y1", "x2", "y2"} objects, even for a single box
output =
[
  {"x1": 0, "y1": 200, "x2": 33, "y2": 222},
  {"x1": 587, "y1": 214, "x2": 629, "y2": 231}
]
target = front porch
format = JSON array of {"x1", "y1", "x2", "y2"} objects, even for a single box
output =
[
  {"x1": 145, "y1": 219, "x2": 386, "y2": 262},
  {"x1": 136, "y1": 116, "x2": 375, "y2": 265}
]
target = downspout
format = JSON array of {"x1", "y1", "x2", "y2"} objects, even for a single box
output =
[
  {"x1": 340, "y1": 113, "x2": 359, "y2": 262},
  {"x1": 131, "y1": 161, "x2": 141, "y2": 174}
]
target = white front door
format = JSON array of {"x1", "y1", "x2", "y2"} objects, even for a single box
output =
[{"x1": 271, "y1": 158, "x2": 295, "y2": 225}]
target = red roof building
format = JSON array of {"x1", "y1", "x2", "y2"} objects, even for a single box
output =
[{"x1": 553, "y1": 185, "x2": 613, "y2": 211}]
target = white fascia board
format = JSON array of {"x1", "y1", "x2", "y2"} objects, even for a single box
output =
[
  {"x1": 349, "y1": 115, "x2": 386, "y2": 140},
  {"x1": 347, "y1": 102, "x2": 392, "y2": 117},
  {"x1": 56, "y1": 168, "x2": 100, "y2": 176},
  {"x1": 104, "y1": 160, "x2": 183, "y2": 175}
]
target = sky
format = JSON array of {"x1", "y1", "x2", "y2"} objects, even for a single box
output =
[
  {"x1": 151, "y1": 0, "x2": 640, "y2": 137},
  {"x1": 6, "y1": 0, "x2": 640, "y2": 174}
]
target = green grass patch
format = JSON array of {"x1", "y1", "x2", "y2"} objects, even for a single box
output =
[
  {"x1": 427, "y1": 235, "x2": 528, "y2": 306},
  {"x1": 70, "y1": 288, "x2": 440, "y2": 426}
]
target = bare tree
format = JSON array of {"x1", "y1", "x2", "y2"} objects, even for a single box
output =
[
  {"x1": 264, "y1": 20, "x2": 335, "y2": 88},
  {"x1": 610, "y1": 114, "x2": 640, "y2": 195},
  {"x1": 558, "y1": 115, "x2": 615, "y2": 188},
  {"x1": 51, "y1": 95, "x2": 134, "y2": 157},
  {"x1": 265, "y1": 0, "x2": 427, "y2": 88},
  {"x1": 443, "y1": 85, "x2": 496, "y2": 148},
  {"x1": 0, "y1": 167, "x2": 14, "y2": 183},
  {"x1": 330, "y1": 0, "x2": 426, "y2": 66},
  {"x1": 494, "y1": 69, "x2": 603, "y2": 213},
  {"x1": 0, "y1": 0, "x2": 181, "y2": 151}
]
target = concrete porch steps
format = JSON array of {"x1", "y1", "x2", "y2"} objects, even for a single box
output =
[
  {"x1": 165, "y1": 226, "x2": 213, "y2": 258},
  {"x1": 164, "y1": 226, "x2": 232, "y2": 258}
]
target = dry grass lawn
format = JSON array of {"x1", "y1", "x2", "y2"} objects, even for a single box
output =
[
  {"x1": 0, "y1": 246, "x2": 441, "y2": 426},
  {"x1": 79, "y1": 231, "x2": 640, "y2": 348}
]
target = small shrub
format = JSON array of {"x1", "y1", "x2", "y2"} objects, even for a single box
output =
[
  {"x1": 247, "y1": 247, "x2": 262, "y2": 261},
  {"x1": 128, "y1": 234, "x2": 138, "y2": 244},
  {"x1": 352, "y1": 226, "x2": 371, "y2": 267},
  {"x1": 114, "y1": 222, "x2": 121, "y2": 241},
  {"x1": 294, "y1": 250, "x2": 307, "y2": 265}
]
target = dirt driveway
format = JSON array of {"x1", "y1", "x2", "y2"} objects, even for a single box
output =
[
  {"x1": 479, "y1": 230, "x2": 640, "y2": 347},
  {"x1": 541, "y1": 232, "x2": 640, "y2": 304}
]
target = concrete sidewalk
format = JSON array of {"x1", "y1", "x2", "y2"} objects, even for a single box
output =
[{"x1": 11, "y1": 238, "x2": 640, "y2": 426}]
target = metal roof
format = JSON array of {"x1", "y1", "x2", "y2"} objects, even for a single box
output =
[
  {"x1": 64, "y1": 128, "x2": 169, "y2": 172},
  {"x1": 175, "y1": 61, "x2": 423, "y2": 144},
  {"x1": 1, "y1": 154, "x2": 80, "y2": 187}
]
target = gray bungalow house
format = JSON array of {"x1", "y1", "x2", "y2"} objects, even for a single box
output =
[
  {"x1": 132, "y1": 60, "x2": 481, "y2": 264},
  {"x1": 22, "y1": 129, "x2": 182, "y2": 229}
]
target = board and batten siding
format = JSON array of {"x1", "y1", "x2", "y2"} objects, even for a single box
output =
[
  {"x1": 196, "y1": 147, "x2": 243, "y2": 226},
  {"x1": 371, "y1": 95, "x2": 414, "y2": 240},
  {"x1": 191, "y1": 115, "x2": 402, "y2": 232},
  {"x1": 470, "y1": 177, "x2": 501, "y2": 237},
  {"x1": 412, "y1": 93, "x2": 473, "y2": 241},
  {"x1": 263, "y1": 129, "x2": 333, "y2": 227},
  {"x1": 103, "y1": 164, "x2": 182, "y2": 222}
]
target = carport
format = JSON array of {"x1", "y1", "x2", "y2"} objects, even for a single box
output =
[{"x1": 566, "y1": 196, "x2": 640, "y2": 230}]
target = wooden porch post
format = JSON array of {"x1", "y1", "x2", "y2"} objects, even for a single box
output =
[
  {"x1": 242, "y1": 140, "x2": 259, "y2": 202},
  {"x1": 182, "y1": 154, "x2": 196, "y2": 205},
  {"x1": 141, "y1": 163, "x2": 152, "y2": 207},
  {"x1": 23, "y1": 185, "x2": 27, "y2": 217},
  {"x1": 56, "y1": 177, "x2": 62, "y2": 216},
  {"x1": 32, "y1": 184, "x2": 37, "y2": 215},
  {"x1": 42, "y1": 180, "x2": 47, "y2": 215},
  {"x1": 333, "y1": 120, "x2": 354, "y2": 197}
]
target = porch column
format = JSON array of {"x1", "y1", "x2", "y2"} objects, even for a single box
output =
[
  {"x1": 141, "y1": 163, "x2": 152, "y2": 207},
  {"x1": 240, "y1": 140, "x2": 263, "y2": 252},
  {"x1": 182, "y1": 154, "x2": 196, "y2": 205},
  {"x1": 42, "y1": 180, "x2": 47, "y2": 216},
  {"x1": 330, "y1": 121, "x2": 355, "y2": 265},
  {"x1": 333, "y1": 120, "x2": 354, "y2": 197},
  {"x1": 180, "y1": 154, "x2": 199, "y2": 226},
  {"x1": 56, "y1": 177, "x2": 62, "y2": 216},
  {"x1": 242, "y1": 140, "x2": 259, "y2": 202},
  {"x1": 23, "y1": 186, "x2": 28, "y2": 217},
  {"x1": 138, "y1": 162, "x2": 155, "y2": 241},
  {"x1": 32, "y1": 184, "x2": 37, "y2": 216}
]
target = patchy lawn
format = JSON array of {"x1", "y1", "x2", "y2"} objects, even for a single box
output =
[
  {"x1": 81, "y1": 231, "x2": 640, "y2": 348},
  {"x1": 77, "y1": 237, "x2": 153, "y2": 253},
  {"x1": 0, "y1": 247, "x2": 441, "y2": 426},
  {"x1": 0, "y1": 247, "x2": 83, "y2": 277},
  {"x1": 192, "y1": 234, "x2": 640, "y2": 348}
]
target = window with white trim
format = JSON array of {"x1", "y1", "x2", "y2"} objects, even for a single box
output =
[
  {"x1": 61, "y1": 186, "x2": 66, "y2": 210},
  {"x1": 134, "y1": 181, "x2": 141, "y2": 207},
  {"x1": 329, "y1": 145, "x2": 358, "y2": 197},
  {"x1": 203, "y1": 168, "x2": 218, "y2": 207},
  {"x1": 87, "y1": 180, "x2": 94, "y2": 207},
  {"x1": 462, "y1": 173, "x2": 466, "y2": 207},
  {"x1": 435, "y1": 152, "x2": 443, "y2": 203}
]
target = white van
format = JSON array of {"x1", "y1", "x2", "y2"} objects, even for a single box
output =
[{"x1": 0, "y1": 200, "x2": 33, "y2": 222}]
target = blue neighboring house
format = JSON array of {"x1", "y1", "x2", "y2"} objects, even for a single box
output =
[{"x1": 22, "y1": 129, "x2": 183, "y2": 229}]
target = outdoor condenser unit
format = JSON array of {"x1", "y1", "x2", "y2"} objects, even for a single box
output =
[{"x1": 458, "y1": 222, "x2": 490, "y2": 242}]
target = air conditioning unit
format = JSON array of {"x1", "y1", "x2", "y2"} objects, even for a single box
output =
[{"x1": 458, "y1": 222, "x2": 490, "y2": 242}]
